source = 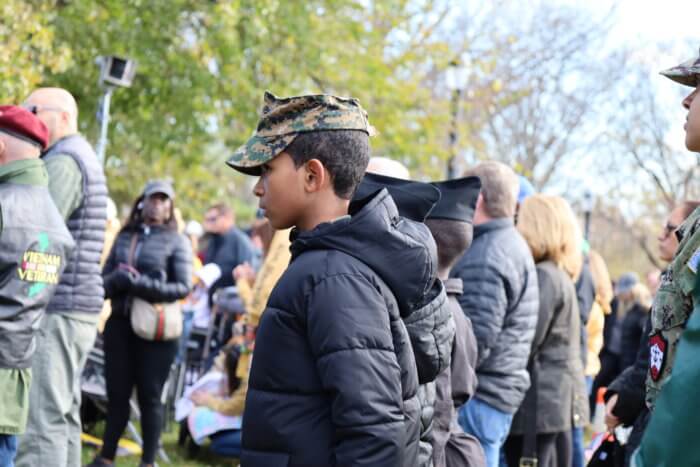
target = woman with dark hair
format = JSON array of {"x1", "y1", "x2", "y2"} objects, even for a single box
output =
[{"x1": 88, "y1": 180, "x2": 192, "y2": 467}]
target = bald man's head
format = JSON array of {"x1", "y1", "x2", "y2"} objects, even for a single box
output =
[
  {"x1": 0, "y1": 132, "x2": 41, "y2": 165},
  {"x1": 24, "y1": 88, "x2": 78, "y2": 145},
  {"x1": 366, "y1": 157, "x2": 410, "y2": 179}
]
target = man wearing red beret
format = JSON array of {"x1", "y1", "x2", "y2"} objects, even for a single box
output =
[
  {"x1": 0, "y1": 105, "x2": 74, "y2": 466},
  {"x1": 17, "y1": 88, "x2": 107, "y2": 467}
]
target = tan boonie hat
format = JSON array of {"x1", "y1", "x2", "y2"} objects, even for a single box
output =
[
  {"x1": 227, "y1": 92, "x2": 376, "y2": 175},
  {"x1": 661, "y1": 47, "x2": 700, "y2": 87}
]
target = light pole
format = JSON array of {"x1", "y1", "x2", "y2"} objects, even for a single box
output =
[
  {"x1": 95, "y1": 56, "x2": 137, "y2": 164},
  {"x1": 445, "y1": 60, "x2": 469, "y2": 179},
  {"x1": 582, "y1": 189, "x2": 594, "y2": 240}
]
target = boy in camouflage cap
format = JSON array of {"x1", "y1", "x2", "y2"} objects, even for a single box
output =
[
  {"x1": 631, "y1": 48, "x2": 700, "y2": 467},
  {"x1": 227, "y1": 92, "x2": 437, "y2": 466}
]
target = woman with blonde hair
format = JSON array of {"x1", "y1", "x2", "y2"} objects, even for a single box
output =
[
  {"x1": 505, "y1": 194, "x2": 586, "y2": 467},
  {"x1": 585, "y1": 250, "x2": 613, "y2": 385}
]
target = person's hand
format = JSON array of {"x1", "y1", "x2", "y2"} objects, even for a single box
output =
[
  {"x1": 605, "y1": 393, "x2": 621, "y2": 431},
  {"x1": 233, "y1": 262, "x2": 255, "y2": 286},
  {"x1": 190, "y1": 390, "x2": 210, "y2": 406},
  {"x1": 108, "y1": 268, "x2": 136, "y2": 293}
]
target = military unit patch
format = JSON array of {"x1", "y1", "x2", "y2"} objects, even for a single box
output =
[{"x1": 649, "y1": 332, "x2": 668, "y2": 382}]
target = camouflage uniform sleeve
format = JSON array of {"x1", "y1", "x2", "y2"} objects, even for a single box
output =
[{"x1": 646, "y1": 209, "x2": 700, "y2": 408}]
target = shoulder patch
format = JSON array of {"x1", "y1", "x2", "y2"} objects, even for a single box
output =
[
  {"x1": 687, "y1": 248, "x2": 700, "y2": 274},
  {"x1": 649, "y1": 332, "x2": 668, "y2": 382}
]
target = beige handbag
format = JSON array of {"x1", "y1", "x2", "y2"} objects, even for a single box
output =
[{"x1": 127, "y1": 234, "x2": 182, "y2": 341}]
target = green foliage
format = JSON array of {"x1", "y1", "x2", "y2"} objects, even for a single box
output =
[
  {"x1": 0, "y1": 0, "x2": 72, "y2": 100},
  {"x1": 1, "y1": 0, "x2": 468, "y2": 219}
]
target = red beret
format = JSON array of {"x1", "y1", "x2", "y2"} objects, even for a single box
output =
[{"x1": 0, "y1": 105, "x2": 49, "y2": 150}]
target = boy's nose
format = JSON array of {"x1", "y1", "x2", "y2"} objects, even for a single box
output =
[
  {"x1": 682, "y1": 88, "x2": 699, "y2": 110},
  {"x1": 253, "y1": 177, "x2": 264, "y2": 197}
]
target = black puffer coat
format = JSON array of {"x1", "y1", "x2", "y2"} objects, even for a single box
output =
[
  {"x1": 102, "y1": 224, "x2": 192, "y2": 313},
  {"x1": 242, "y1": 190, "x2": 449, "y2": 467}
]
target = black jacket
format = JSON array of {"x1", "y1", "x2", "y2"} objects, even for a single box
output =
[
  {"x1": 606, "y1": 314, "x2": 651, "y2": 425},
  {"x1": 510, "y1": 261, "x2": 588, "y2": 434},
  {"x1": 431, "y1": 279, "x2": 485, "y2": 467},
  {"x1": 242, "y1": 191, "x2": 448, "y2": 467},
  {"x1": 450, "y1": 218, "x2": 539, "y2": 414},
  {"x1": 204, "y1": 226, "x2": 255, "y2": 294},
  {"x1": 103, "y1": 224, "x2": 192, "y2": 315},
  {"x1": 619, "y1": 304, "x2": 649, "y2": 371}
]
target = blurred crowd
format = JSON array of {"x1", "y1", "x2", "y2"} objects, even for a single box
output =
[{"x1": 1, "y1": 46, "x2": 700, "y2": 467}]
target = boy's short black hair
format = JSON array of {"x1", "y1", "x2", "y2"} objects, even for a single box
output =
[
  {"x1": 285, "y1": 130, "x2": 370, "y2": 199},
  {"x1": 425, "y1": 219, "x2": 473, "y2": 273}
]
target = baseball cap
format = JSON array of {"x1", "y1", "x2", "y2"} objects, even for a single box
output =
[
  {"x1": 615, "y1": 272, "x2": 639, "y2": 296},
  {"x1": 0, "y1": 105, "x2": 49, "y2": 150},
  {"x1": 660, "y1": 47, "x2": 700, "y2": 87},
  {"x1": 428, "y1": 177, "x2": 482, "y2": 223},
  {"x1": 142, "y1": 180, "x2": 175, "y2": 199},
  {"x1": 227, "y1": 92, "x2": 376, "y2": 176},
  {"x1": 518, "y1": 175, "x2": 536, "y2": 204}
]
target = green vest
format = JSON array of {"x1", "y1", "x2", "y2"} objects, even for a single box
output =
[{"x1": 646, "y1": 207, "x2": 700, "y2": 408}]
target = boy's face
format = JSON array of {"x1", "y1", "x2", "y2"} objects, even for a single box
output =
[
  {"x1": 253, "y1": 152, "x2": 307, "y2": 229},
  {"x1": 682, "y1": 84, "x2": 700, "y2": 151}
]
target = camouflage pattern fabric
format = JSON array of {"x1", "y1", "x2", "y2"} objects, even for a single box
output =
[
  {"x1": 646, "y1": 207, "x2": 700, "y2": 408},
  {"x1": 227, "y1": 92, "x2": 375, "y2": 175},
  {"x1": 660, "y1": 47, "x2": 700, "y2": 87}
]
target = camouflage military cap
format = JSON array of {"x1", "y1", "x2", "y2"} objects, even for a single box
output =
[
  {"x1": 661, "y1": 47, "x2": 700, "y2": 87},
  {"x1": 227, "y1": 91, "x2": 375, "y2": 175}
]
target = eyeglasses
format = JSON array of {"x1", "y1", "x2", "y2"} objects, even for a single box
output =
[
  {"x1": 23, "y1": 104, "x2": 68, "y2": 115},
  {"x1": 661, "y1": 222, "x2": 678, "y2": 239},
  {"x1": 204, "y1": 214, "x2": 219, "y2": 223}
]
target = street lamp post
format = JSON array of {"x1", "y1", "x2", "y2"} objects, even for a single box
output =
[
  {"x1": 582, "y1": 189, "x2": 594, "y2": 240},
  {"x1": 95, "y1": 55, "x2": 137, "y2": 165},
  {"x1": 445, "y1": 60, "x2": 469, "y2": 179}
]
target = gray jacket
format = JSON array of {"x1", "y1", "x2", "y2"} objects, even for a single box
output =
[
  {"x1": 0, "y1": 160, "x2": 74, "y2": 369},
  {"x1": 450, "y1": 218, "x2": 539, "y2": 414}
]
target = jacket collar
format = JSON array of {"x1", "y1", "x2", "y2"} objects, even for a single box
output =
[
  {"x1": 0, "y1": 159, "x2": 48, "y2": 186},
  {"x1": 474, "y1": 217, "x2": 514, "y2": 239},
  {"x1": 443, "y1": 278, "x2": 463, "y2": 296}
]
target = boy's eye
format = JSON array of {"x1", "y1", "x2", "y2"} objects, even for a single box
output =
[{"x1": 260, "y1": 164, "x2": 270, "y2": 174}]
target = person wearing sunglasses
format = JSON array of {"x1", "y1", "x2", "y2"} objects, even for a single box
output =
[
  {"x1": 658, "y1": 202, "x2": 700, "y2": 263},
  {"x1": 16, "y1": 88, "x2": 108, "y2": 467}
]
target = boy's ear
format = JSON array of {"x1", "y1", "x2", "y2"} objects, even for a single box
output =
[{"x1": 303, "y1": 158, "x2": 327, "y2": 194}]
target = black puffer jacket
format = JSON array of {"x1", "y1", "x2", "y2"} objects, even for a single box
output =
[
  {"x1": 450, "y1": 218, "x2": 539, "y2": 414},
  {"x1": 102, "y1": 224, "x2": 192, "y2": 314},
  {"x1": 242, "y1": 190, "x2": 448, "y2": 467}
]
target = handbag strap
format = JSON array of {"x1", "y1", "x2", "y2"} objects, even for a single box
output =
[
  {"x1": 520, "y1": 295, "x2": 562, "y2": 467},
  {"x1": 127, "y1": 233, "x2": 139, "y2": 267},
  {"x1": 520, "y1": 359, "x2": 539, "y2": 467}
]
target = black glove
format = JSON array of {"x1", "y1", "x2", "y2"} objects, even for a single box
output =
[{"x1": 105, "y1": 269, "x2": 135, "y2": 294}]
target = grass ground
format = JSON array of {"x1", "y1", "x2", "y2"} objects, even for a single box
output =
[{"x1": 80, "y1": 421, "x2": 239, "y2": 467}]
